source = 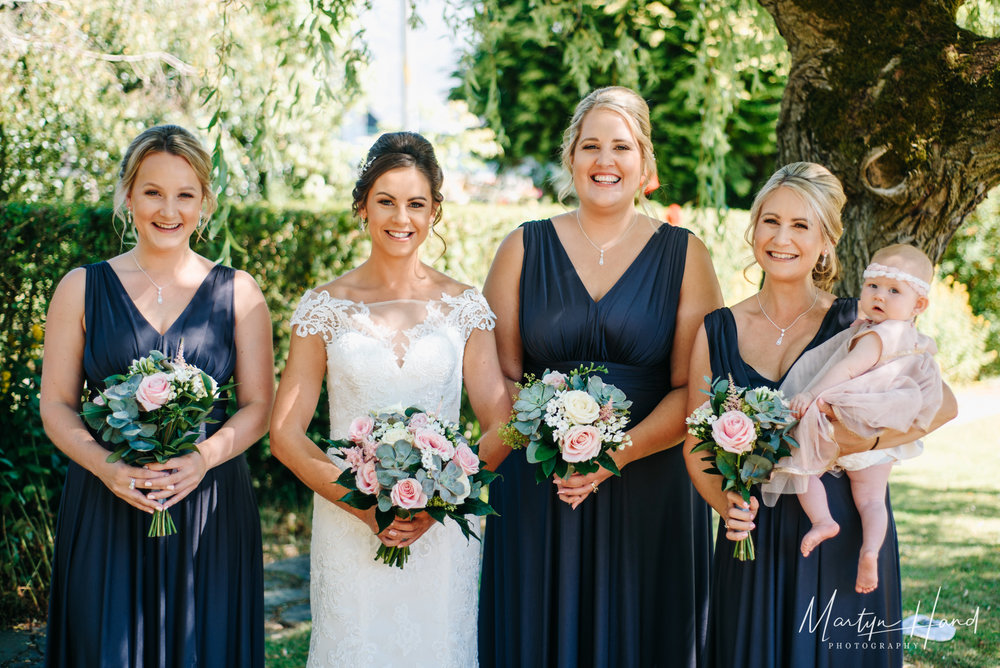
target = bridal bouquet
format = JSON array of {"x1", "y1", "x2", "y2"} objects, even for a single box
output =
[
  {"x1": 500, "y1": 364, "x2": 632, "y2": 484},
  {"x1": 329, "y1": 407, "x2": 498, "y2": 569},
  {"x1": 686, "y1": 375, "x2": 798, "y2": 560},
  {"x1": 81, "y1": 347, "x2": 228, "y2": 537}
]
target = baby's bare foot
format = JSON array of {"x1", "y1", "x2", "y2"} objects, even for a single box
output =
[
  {"x1": 800, "y1": 521, "x2": 840, "y2": 557},
  {"x1": 856, "y1": 550, "x2": 879, "y2": 593}
]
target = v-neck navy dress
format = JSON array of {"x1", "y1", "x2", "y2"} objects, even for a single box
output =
[
  {"x1": 704, "y1": 302, "x2": 903, "y2": 668},
  {"x1": 479, "y1": 220, "x2": 711, "y2": 668},
  {"x1": 45, "y1": 262, "x2": 264, "y2": 668}
]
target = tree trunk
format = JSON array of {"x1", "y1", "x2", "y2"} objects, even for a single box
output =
[{"x1": 758, "y1": 0, "x2": 1000, "y2": 295}]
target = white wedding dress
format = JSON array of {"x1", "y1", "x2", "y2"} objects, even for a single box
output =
[{"x1": 290, "y1": 287, "x2": 495, "y2": 668}]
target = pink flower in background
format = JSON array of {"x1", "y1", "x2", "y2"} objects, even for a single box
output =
[
  {"x1": 561, "y1": 425, "x2": 602, "y2": 462},
  {"x1": 390, "y1": 478, "x2": 427, "y2": 509},
  {"x1": 712, "y1": 410, "x2": 756, "y2": 454},
  {"x1": 135, "y1": 373, "x2": 171, "y2": 411},
  {"x1": 355, "y1": 460, "x2": 380, "y2": 495},
  {"x1": 453, "y1": 444, "x2": 480, "y2": 475},
  {"x1": 348, "y1": 416, "x2": 374, "y2": 443},
  {"x1": 666, "y1": 203, "x2": 683, "y2": 226},
  {"x1": 414, "y1": 429, "x2": 455, "y2": 460},
  {"x1": 541, "y1": 371, "x2": 568, "y2": 389}
]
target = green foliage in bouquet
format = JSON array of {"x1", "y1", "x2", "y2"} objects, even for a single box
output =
[
  {"x1": 329, "y1": 407, "x2": 499, "y2": 550},
  {"x1": 503, "y1": 364, "x2": 632, "y2": 484},
  {"x1": 688, "y1": 375, "x2": 798, "y2": 503}
]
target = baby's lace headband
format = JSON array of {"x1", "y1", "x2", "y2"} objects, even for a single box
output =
[{"x1": 862, "y1": 262, "x2": 930, "y2": 296}]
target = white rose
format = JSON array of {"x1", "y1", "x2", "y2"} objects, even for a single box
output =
[
  {"x1": 381, "y1": 426, "x2": 411, "y2": 446},
  {"x1": 561, "y1": 390, "x2": 601, "y2": 425}
]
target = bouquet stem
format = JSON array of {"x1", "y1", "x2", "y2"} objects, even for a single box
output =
[
  {"x1": 733, "y1": 534, "x2": 755, "y2": 561},
  {"x1": 148, "y1": 503, "x2": 177, "y2": 538},
  {"x1": 375, "y1": 544, "x2": 410, "y2": 569}
]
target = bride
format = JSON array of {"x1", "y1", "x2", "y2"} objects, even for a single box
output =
[{"x1": 270, "y1": 132, "x2": 511, "y2": 667}]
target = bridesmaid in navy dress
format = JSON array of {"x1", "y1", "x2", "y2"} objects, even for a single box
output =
[
  {"x1": 683, "y1": 162, "x2": 957, "y2": 668},
  {"x1": 480, "y1": 86, "x2": 723, "y2": 667},
  {"x1": 40, "y1": 125, "x2": 274, "y2": 667}
]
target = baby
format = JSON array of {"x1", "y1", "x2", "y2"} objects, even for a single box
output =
[{"x1": 763, "y1": 244, "x2": 943, "y2": 593}]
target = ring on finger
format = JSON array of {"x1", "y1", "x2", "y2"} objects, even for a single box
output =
[
  {"x1": 591, "y1": 482, "x2": 599, "y2": 493},
  {"x1": 128, "y1": 478, "x2": 136, "y2": 490}
]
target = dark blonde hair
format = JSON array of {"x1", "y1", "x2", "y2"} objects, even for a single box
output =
[
  {"x1": 112, "y1": 125, "x2": 216, "y2": 229},
  {"x1": 746, "y1": 162, "x2": 846, "y2": 291},
  {"x1": 556, "y1": 86, "x2": 657, "y2": 205}
]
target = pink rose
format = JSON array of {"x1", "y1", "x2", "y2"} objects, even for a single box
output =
[
  {"x1": 414, "y1": 429, "x2": 455, "y2": 460},
  {"x1": 407, "y1": 413, "x2": 430, "y2": 432},
  {"x1": 453, "y1": 444, "x2": 480, "y2": 475},
  {"x1": 355, "y1": 460, "x2": 380, "y2": 495},
  {"x1": 135, "y1": 373, "x2": 172, "y2": 411},
  {"x1": 712, "y1": 410, "x2": 757, "y2": 454},
  {"x1": 348, "y1": 416, "x2": 374, "y2": 443},
  {"x1": 93, "y1": 395, "x2": 106, "y2": 407},
  {"x1": 390, "y1": 478, "x2": 427, "y2": 509},
  {"x1": 561, "y1": 425, "x2": 602, "y2": 463},
  {"x1": 541, "y1": 371, "x2": 567, "y2": 389}
]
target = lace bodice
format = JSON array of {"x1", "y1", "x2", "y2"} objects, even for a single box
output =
[
  {"x1": 291, "y1": 287, "x2": 495, "y2": 437},
  {"x1": 290, "y1": 287, "x2": 494, "y2": 668}
]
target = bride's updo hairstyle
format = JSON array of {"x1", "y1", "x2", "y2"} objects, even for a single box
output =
[
  {"x1": 746, "y1": 161, "x2": 846, "y2": 291},
  {"x1": 556, "y1": 86, "x2": 657, "y2": 206},
  {"x1": 112, "y1": 124, "x2": 217, "y2": 229},
  {"x1": 352, "y1": 131, "x2": 445, "y2": 227}
]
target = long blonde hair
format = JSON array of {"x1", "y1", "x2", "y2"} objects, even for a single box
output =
[{"x1": 746, "y1": 162, "x2": 846, "y2": 291}]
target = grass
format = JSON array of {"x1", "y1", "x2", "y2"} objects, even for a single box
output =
[
  {"x1": 893, "y1": 400, "x2": 1000, "y2": 668},
  {"x1": 264, "y1": 624, "x2": 311, "y2": 667}
]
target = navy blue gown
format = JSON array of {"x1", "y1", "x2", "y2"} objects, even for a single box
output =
[
  {"x1": 704, "y1": 301, "x2": 904, "y2": 668},
  {"x1": 479, "y1": 220, "x2": 711, "y2": 667},
  {"x1": 45, "y1": 262, "x2": 264, "y2": 668}
]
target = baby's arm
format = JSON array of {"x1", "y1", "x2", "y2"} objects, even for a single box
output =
[{"x1": 798, "y1": 332, "x2": 883, "y2": 409}]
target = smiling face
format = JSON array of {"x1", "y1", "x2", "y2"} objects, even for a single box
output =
[
  {"x1": 127, "y1": 152, "x2": 204, "y2": 251},
  {"x1": 570, "y1": 109, "x2": 645, "y2": 209},
  {"x1": 358, "y1": 166, "x2": 436, "y2": 257},
  {"x1": 752, "y1": 186, "x2": 828, "y2": 283}
]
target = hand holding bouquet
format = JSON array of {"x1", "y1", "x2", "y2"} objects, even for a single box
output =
[
  {"x1": 328, "y1": 407, "x2": 498, "y2": 569},
  {"x1": 500, "y1": 364, "x2": 632, "y2": 484},
  {"x1": 686, "y1": 375, "x2": 798, "y2": 560},
  {"x1": 81, "y1": 346, "x2": 229, "y2": 537}
]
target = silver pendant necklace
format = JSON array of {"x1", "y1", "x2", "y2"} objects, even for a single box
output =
[
  {"x1": 576, "y1": 210, "x2": 639, "y2": 266},
  {"x1": 132, "y1": 251, "x2": 172, "y2": 305},
  {"x1": 756, "y1": 290, "x2": 819, "y2": 345}
]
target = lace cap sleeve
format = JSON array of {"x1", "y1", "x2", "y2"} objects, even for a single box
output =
[
  {"x1": 289, "y1": 289, "x2": 352, "y2": 344},
  {"x1": 442, "y1": 288, "x2": 496, "y2": 340}
]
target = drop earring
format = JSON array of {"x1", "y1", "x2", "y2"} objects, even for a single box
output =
[
  {"x1": 819, "y1": 251, "x2": 829, "y2": 268},
  {"x1": 359, "y1": 218, "x2": 367, "y2": 232}
]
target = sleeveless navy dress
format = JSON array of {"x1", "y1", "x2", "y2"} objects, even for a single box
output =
[
  {"x1": 704, "y1": 301, "x2": 903, "y2": 668},
  {"x1": 479, "y1": 220, "x2": 712, "y2": 667},
  {"x1": 45, "y1": 262, "x2": 264, "y2": 668}
]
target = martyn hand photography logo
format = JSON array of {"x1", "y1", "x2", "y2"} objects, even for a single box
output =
[{"x1": 799, "y1": 587, "x2": 981, "y2": 651}]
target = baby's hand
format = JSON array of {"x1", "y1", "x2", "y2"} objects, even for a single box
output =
[{"x1": 789, "y1": 393, "x2": 813, "y2": 418}]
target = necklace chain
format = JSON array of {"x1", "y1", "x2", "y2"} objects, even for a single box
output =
[
  {"x1": 576, "y1": 210, "x2": 639, "y2": 266},
  {"x1": 756, "y1": 290, "x2": 819, "y2": 345},
  {"x1": 131, "y1": 251, "x2": 172, "y2": 305}
]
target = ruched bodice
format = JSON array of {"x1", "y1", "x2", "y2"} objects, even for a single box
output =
[
  {"x1": 45, "y1": 261, "x2": 263, "y2": 668},
  {"x1": 480, "y1": 219, "x2": 711, "y2": 668},
  {"x1": 704, "y1": 299, "x2": 904, "y2": 668}
]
